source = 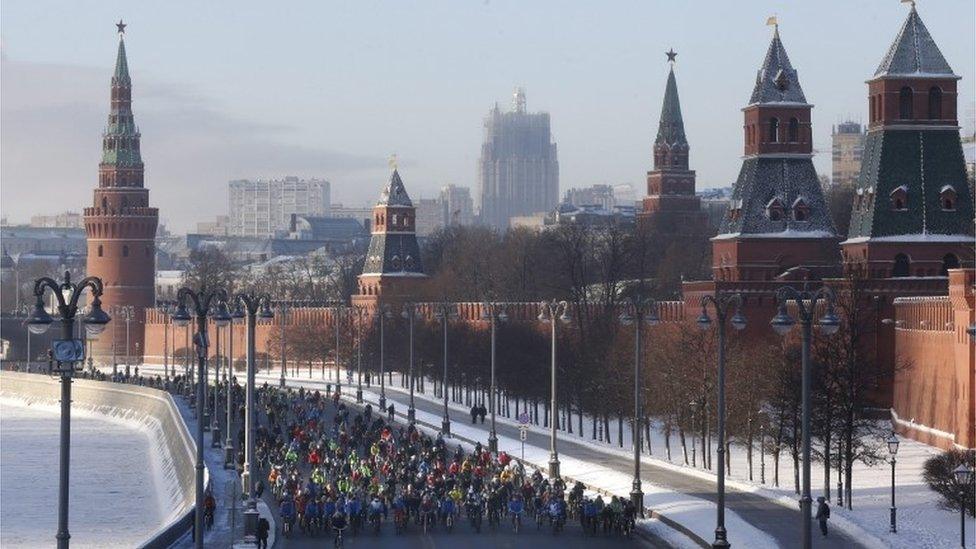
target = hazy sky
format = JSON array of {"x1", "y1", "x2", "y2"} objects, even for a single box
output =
[{"x1": 2, "y1": 1, "x2": 974, "y2": 231}]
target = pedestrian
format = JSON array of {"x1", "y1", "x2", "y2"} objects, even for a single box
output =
[
  {"x1": 815, "y1": 496, "x2": 830, "y2": 537},
  {"x1": 470, "y1": 406, "x2": 478, "y2": 424},
  {"x1": 255, "y1": 480, "x2": 265, "y2": 498},
  {"x1": 387, "y1": 403, "x2": 395, "y2": 421},
  {"x1": 256, "y1": 514, "x2": 270, "y2": 549},
  {"x1": 479, "y1": 404, "x2": 487, "y2": 424}
]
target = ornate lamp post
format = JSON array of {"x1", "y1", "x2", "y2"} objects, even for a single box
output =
[
  {"x1": 331, "y1": 304, "x2": 345, "y2": 386},
  {"x1": 224, "y1": 306, "x2": 242, "y2": 468},
  {"x1": 27, "y1": 271, "x2": 111, "y2": 549},
  {"x1": 172, "y1": 287, "x2": 230, "y2": 549},
  {"x1": 697, "y1": 293, "x2": 746, "y2": 548},
  {"x1": 353, "y1": 306, "x2": 368, "y2": 403},
  {"x1": 434, "y1": 303, "x2": 459, "y2": 435},
  {"x1": 277, "y1": 302, "x2": 289, "y2": 387},
  {"x1": 886, "y1": 433, "x2": 900, "y2": 533},
  {"x1": 482, "y1": 302, "x2": 508, "y2": 454},
  {"x1": 537, "y1": 299, "x2": 571, "y2": 479},
  {"x1": 770, "y1": 286, "x2": 840, "y2": 549},
  {"x1": 401, "y1": 303, "x2": 420, "y2": 422},
  {"x1": 376, "y1": 304, "x2": 393, "y2": 411},
  {"x1": 952, "y1": 463, "x2": 973, "y2": 548},
  {"x1": 157, "y1": 302, "x2": 174, "y2": 379},
  {"x1": 211, "y1": 305, "x2": 229, "y2": 445},
  {"x1": 230, "y1": 292, "x2": 273, "y2": 541},
  {"x1": 618, "y1": 296, "x2": 661, "y2": 517}
]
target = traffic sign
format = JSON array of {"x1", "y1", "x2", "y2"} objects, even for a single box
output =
[{"x1": 518, "y1": 412, "x2": 530, "y2": 425}]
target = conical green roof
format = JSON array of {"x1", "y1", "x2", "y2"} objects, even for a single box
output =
[
  {"x1": 113, "y1": 38, "x2": 130, "y2": 84},
  {"x1": 655, "y1": 67, "x2": 687, "y2": 147}
]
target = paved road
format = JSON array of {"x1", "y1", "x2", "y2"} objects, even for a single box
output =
[
  {"x1": 141, "y1": 364, "x2": 861, "y2": 548},
  {"x1": 278, "y1": 519, "x2": 663, "y2": 548},
  {"x1": 238, "y1": 380, "x2": 662, "y2": 549},
  {"x1": 365, "y1": 382, "x2": 863, "y2": 549}
]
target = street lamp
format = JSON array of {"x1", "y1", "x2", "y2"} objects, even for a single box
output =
[
  {"x1": 157, "y1": 302, "x2": 174, "y2": 379},
  {"x1": 210, "y1": 302, "x2": 231, "y2": 445},
  {"x1": 953, "y1": 463, "x2": 973, "y2": 549},
  {"x1": 769, "y1": 286, "x2": 839, "y2": 549},
  {"x1": 402, "y1": 303, "x2": 420, "y2": 422},
  {"x1": 225, "y1": 303, "x2": 245, "y2": 468},
  {"x1": 231, "y1": 292, "x2": 273, "y2": 542},
  {"x1": 482, "y1": 302, "x2": 508, "y2": 454},
  {"x1": 27, "y1": 271, "x2": 110, "y2": 549},
  {"x1": 172, "y1": 286, "x2": 228, "y2": 549},
  {"x1": 277, "y1": 302, "x2": 289, "y2": 388},
  {"x1": 886, "y1": 432, "x2": 899, "y2": 533},
  {"x1": 377, "y1": 304, "x2": 393, "y2": 411},
  {"x1": 618, "y1": 296, "x2": 661, "y2": 517},
  {"x1": 697, "y1": 292, "x2": 746, "y2": 548},
  {"x1": 330, "y1": 304, "x2": 346, "y2": 385},
  {"x1": 353, "y1": 306, "x2": 368, "y2": 403},
  {"x1": 434, "y1": 303, "x2": 459, "y2": 435},
  {"x1": 538, "y1": 299, "x2": 571, "y2": 479}
]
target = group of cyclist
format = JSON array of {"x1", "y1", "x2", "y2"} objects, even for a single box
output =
[{"x1": 253, "y1": 384, "x2": 638, "y2": 545}]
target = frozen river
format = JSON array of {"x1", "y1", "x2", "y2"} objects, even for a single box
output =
[{"x1": 1, "y1": 400, "x2": 167, "y2": 548}]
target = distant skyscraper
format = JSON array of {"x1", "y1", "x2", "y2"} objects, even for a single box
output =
[
  {"x1": 831, "y1": 121, "x2": 866, "y2": 188},
  {"x1": 478, "y1": 88, "x2": 559, "y2": 229},
  {"x1": 414, "y1": 198, "x2": 442, "y2": 237},
  {"x1": 439, "y1": 184, "x2": 474, "y2": 226},
  {"x1": 228, "y1": 176, "x2": 330, "y2": 237}
]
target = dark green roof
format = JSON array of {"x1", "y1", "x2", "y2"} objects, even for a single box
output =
[
  {"x1": 113, "y1": 38, "x2": 130, "y2": 84},
  {"x1": 847, "y1": 129, "x2": 974, "y2": 240},
  {"x1": 655, "y1": 67, "x2": 687, "y2": 147}
]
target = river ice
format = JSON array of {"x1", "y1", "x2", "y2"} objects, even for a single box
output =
[{"x1": 1, "y1": 400, "x2": 166, "y2": 548}]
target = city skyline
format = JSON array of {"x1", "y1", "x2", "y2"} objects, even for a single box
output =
[{"x1": 1, "y1": 1, "x2": 974, "y2": 231}]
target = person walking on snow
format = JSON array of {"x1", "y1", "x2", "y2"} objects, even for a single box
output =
[{"x1": 815, "y1": 496, "x2": 830, "y2": 537}]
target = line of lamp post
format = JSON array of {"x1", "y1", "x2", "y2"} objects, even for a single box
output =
[{"x1": 26, "y1": 282, "x2": 974, "y2": 549}]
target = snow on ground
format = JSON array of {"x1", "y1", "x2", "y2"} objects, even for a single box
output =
[{"x1": 0, "y1": 398, "x2": 169, "y2": 548}]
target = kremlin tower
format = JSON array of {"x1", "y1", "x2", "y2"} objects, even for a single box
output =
[{"x1": 83, "y1": 22, "x2": 159, "y2": 362}]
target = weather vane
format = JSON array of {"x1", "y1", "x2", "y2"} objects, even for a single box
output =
[
  {"x1": 665, "y1": 48, "x2": 677, "y2": 64},
  {"x1": 116, "y1": 19, "x2": 126, "y2": 35},
  {"x1": 766, "y1": 14, "x2": 778, "y2": 30},
  {"x1": 388, "y1": 153, "x2": 398, "y2": 171}
]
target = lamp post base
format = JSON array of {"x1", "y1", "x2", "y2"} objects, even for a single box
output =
[
  {"x1": 243, "y1": 501, "x2": 259, "y2": 539},
  {"x1": 278, "y1": 376, "x2": 285, "y2": 388},
  {"x1": 407, "y1": 407, "x2": 415, "y2": 423},
  {"x1": 712, "y1": 526, "x2": 730, "y2": 548},
  {"x1": 630, "y1": 483, "x2": 644, "y2": 518},
  {"x1": 488, "y1": 433, "x2": 498, "y2": 454},
  {"x1": 379, "y1": 395, "x2": 386, "y2": 412},
  {"x1": 549, "y1": 455, "x2": 560, "y2": 479},
  {"x1": 211, "y1": 427, "x2": 221, "y2": 448},
  {"x1": 356, "y1": 389, "x2": 363, "y2": 403},
  {"x1": 203, "y1": 413, "x2": 211, "y2": 432},
  {"x1": 442, "y1": 418, "x2": 451, "y2": 436},
  {"x1": 224, "y1": 444, "x2": 235, "y2": 469},
  {"x1": 890, "y1": 506, "x2": 896, "y2": 533}
]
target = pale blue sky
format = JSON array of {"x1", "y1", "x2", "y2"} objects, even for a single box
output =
[{"x1": 2, "y1": 1, "x2": 974, "y2": 231}]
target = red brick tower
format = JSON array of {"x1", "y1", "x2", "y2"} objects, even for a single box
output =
[
  {"x1": 352, "y1": 168, "x2": 427, "y2": 309},
  {"x1": 83, "y1": 22, "x2": 158, "y2": 361},
  {"x1": 638, "y1": 50, "x2": 707, "y2": 232},
  {"x1": 842, "y1": 4, "x2": 974, "y2": 277},
  {"x1": 711, "y1": 24, "x2": 838, "y2": 282}
]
